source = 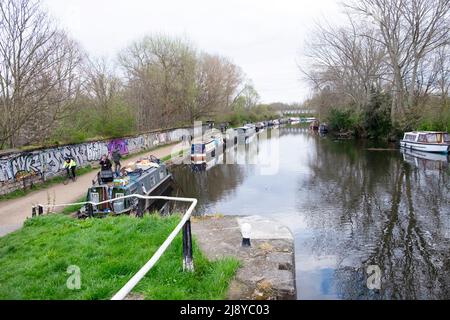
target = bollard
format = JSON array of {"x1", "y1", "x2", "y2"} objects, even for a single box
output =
[
  {"x1": 241, "y1": 223, "x2": 252, "y2": 247},
  {"x1": 32, "y1": 206, "x2": 36, "y2": 218},
  {"x1": 182, "y1": 219, "x2": 194, "y2": 272},
  {"x1": 38, "y1": 205, "x2": 43, "y2": 216}
]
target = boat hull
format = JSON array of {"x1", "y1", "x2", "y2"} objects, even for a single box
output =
[{"x1": 400, "y1": 140, "x2": 449, "y2": 153}]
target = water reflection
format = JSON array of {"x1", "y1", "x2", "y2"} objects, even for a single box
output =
[{"x1": 170, "y1": 127, "x2": 450, "y2": 299}]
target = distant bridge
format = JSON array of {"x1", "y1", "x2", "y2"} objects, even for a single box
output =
[{"x1": 281, "y1": 110, "x2": 316, "y2": 115}]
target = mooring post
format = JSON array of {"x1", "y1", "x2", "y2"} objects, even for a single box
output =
[
  {"x1": 182, "y1": 219, "x2": 194, "y2": 272},
  {"x1": 38, "y1": 205, "x2": 43, "y2": 216},
  {"x1": 87, "y1": 203, "x2": 93, "y2": 217},
  {"x1": 136, "y1": 198, "x2": 145, "y2": 218},
  {"x1": 32, "y1": 206, "x2": 36, "y2": 218}
]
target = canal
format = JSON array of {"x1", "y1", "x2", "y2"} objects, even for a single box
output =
[{"x1": 169, "y1": 126, "x2": 450, "y2": 300}]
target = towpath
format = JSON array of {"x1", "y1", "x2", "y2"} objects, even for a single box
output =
[{"x1": 0, "y1": 142, "x2": 186, "y2": 237}]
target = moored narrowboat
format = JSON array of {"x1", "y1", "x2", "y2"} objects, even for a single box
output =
[
  {"x1": 319, "y1": 123, "x2": 329, "y2": 133},
  {"x1": 191, "y1": 137, "x2": 224, "y2": 165},
  {"x1": 79, "y1": 156, "x2": 172, "y2": 217},
  {"x1": 255, "y1": 122, "x2": 265, "y2": 132}
]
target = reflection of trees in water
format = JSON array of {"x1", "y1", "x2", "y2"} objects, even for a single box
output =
[
  {"x1": 301, "y1": 138, "x2": 450, "y2": 299},
  {"x1": 171, "y1": 164, "x2": 249, "y2": 214}
]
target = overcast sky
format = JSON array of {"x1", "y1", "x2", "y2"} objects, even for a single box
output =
[{"x1": 43, "y1": 0, "x2": 345, "y2": 104}]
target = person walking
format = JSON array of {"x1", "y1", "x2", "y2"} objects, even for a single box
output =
[{"x1": 112, "y1": 148, "x2": 122, "y2": 176}]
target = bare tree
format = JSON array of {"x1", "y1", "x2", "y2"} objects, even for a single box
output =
[
  {"x1": 83, "y1": 57, "x2": 122, "y2": 114},
  {"x1": 119, "y1": 35, "x2": 198, "y2": 130},
  {"x1": 345, "y1": 0, "x2": 450, "y2": 124},
  {"x1": 0, "y1": 0, "x2": 82, "y2": 148},
  {"x1": 189, "y1": 53, "x2": 242, "y2": 121},
  {"x1": 301, "y1": 19, "x2": 388, "y2": 113},
  {"x1": 120, "y1": 35, "x2": 245, "y2": 129}
]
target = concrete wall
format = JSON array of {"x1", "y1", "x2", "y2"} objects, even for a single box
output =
[{"x1": 0, "y1": 127, "x2": 193, "y2": 195}]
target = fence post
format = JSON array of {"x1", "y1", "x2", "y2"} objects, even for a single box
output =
[
  {"x1": 182, "y1": 219, "x2": 194, "y2": 272},
  {"x1": 38, "y1": 205, "x2": 43, "y2": 216}
]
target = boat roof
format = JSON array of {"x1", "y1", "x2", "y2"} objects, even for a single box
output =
[{"x1": 405, "y1": 131, "x2": 448, "y2": 134}]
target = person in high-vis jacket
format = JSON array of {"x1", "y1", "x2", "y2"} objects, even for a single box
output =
[{"x1": 63, "y1": 157, "x2": 77, "y2": 179}]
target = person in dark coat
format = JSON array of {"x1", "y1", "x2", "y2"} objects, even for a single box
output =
[
  {"x1": 111, "y1": 148, "x2": 122, "y2": 176},
  {"x1": 99, "y1": 155, "x2": 112, "y2": 171},
  {"x1": 98, "y1": 155, "x2": 113, "y2": 183}
]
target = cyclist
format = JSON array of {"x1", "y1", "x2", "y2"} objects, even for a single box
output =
[{"x1": 63, "y1": 157, "x2": 77, "y2": 181}]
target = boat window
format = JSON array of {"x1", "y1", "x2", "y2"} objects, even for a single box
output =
[
  {"x1": 418, "y1": 134, "x2": 427, "y2": 142},
  {"x1": 405, "y1": 134, "x2": 416, "y2": 141},
  {"x1": 150, "y1": 176, "x2": 155, "y2": 187},
  {"x1": 444, "y1": 134, "x2": 449, "y2": 142},
  {"x1": 426, "y1": 134, "x2": 438, "y2": 143},
  {"x1": 159, "y1": 169, "x2": 165, "y2": 180}
]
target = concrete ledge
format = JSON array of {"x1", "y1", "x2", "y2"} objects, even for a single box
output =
[{"x1": 191, "y1": 215, "x2": 296, "y2": 300}]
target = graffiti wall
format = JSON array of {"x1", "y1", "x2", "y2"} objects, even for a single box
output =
[{"x1": 0, "y1": 127, "x2": 192, "y2": 195}]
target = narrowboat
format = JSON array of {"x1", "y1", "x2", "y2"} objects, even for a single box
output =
[
  {"x1": 191, "y1": 136, "x2": 224, "y2": 165},
  {"x1": 309, "y1": 120, "x2": 319, "y2": 131},
  {"x1": 255, "y1": 122, "x2": 265, "y2": 132},
  {"x1": 289, "y1": 117, "x2": 300, "y2": 125},
  {"x1": 319, "y1": 123, "x2": 329, "y2": 133},
  {"x1": 79, "y1": 156, "x2": 172, "y2": 217},
  {"x1": 236, "y1": 125, "x2": 256, "y2": 138},
  {"x1": 400, "y1": 131, "x2": 449, "y2": 153},
  {"x1": 235, "y1": 125, "x2": 256, "y2": 144}
]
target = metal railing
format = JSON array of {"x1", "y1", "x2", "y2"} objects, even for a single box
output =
[{"x1": 32, "y1": 194, "x2": 198, "y2": 300}]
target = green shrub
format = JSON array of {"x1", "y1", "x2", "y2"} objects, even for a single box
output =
[
  {"x1": 362, "y1": 91, "x2": 392, "y2": 139},
  {"x1": 49, "y1": 99, "x2": 137, "y2": 145},
  {"x1": 327, "y1": 108, "x2": 359, "y2": 132}
]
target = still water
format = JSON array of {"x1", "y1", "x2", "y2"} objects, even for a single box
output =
[{"x1": 170, "y1": 126, "x2": 450, "y2": 300}]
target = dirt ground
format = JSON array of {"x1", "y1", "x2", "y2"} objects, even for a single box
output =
[{"x1": 0, "y1": 142, "x2": 187, "y2": 237}]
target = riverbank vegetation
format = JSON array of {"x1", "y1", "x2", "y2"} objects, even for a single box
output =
[
  {"x1": 0, "y1": 0, "x2": 278, "y2": 150},
  {"x1": 301, "y1": 0, "x2": 450, "y2": 140},
  {"x1": 0, "y1": 214, "x2": 239, "y2": 299}
]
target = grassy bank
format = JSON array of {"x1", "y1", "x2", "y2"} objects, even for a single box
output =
[{"x1": 0, "y1": 214, "x2": 239, "y2": 300}]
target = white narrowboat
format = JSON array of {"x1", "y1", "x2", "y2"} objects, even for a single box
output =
[
  {"x1": 236, "y1": 125, "x2": 256, "y2": 137},
  {"x1": 400, "y1": 131, "x2": 449, "y2": 154}
]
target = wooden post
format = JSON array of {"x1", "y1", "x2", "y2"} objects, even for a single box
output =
[
  {"x1": 32, "y1": 206, "x2": 36, "y2": 218},
  {"x1": 182, "y1": 219, "x2": 194, "y2": 272}
]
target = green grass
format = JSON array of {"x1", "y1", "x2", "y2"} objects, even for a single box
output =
[
  {"x1": 60, "y1": 197, "x2": 87, "y2": 215},
  {"x1": 0, "y1": 214, "x2": 239, "y2": 300}
]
